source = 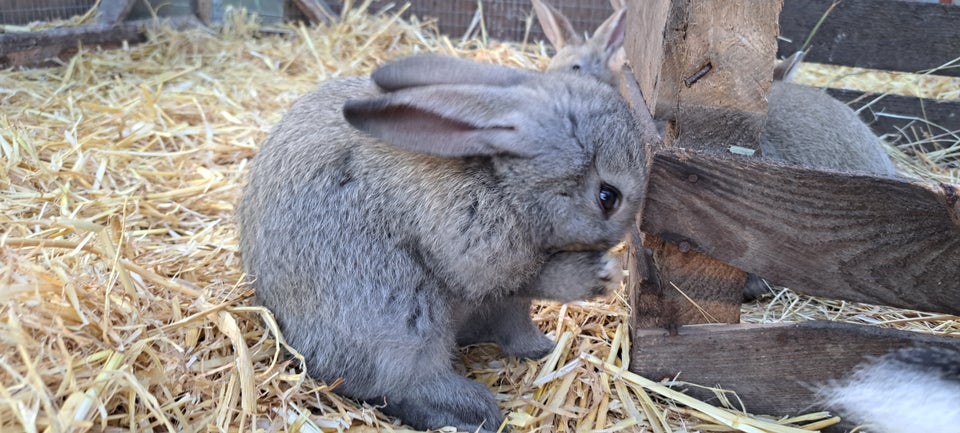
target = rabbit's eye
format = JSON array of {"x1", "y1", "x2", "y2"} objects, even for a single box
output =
[
  {"x1": 597, "y1": 183, "x2": 621, "y2": 215},
  {"x1": 571, "y1": 64, "x2": 581, "y2": 71}
]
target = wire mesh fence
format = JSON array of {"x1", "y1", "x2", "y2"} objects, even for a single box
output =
[
  {"x1": 0, "y1": 0, "x2": 96, "y2": 25},
  {"x1": 328, "y1": 1, "x2": 617, "y2": 43},
  {"x1": 0, "y1": 0, "x2": 616, "y2": 43}
]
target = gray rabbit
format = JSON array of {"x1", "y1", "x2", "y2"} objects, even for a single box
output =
[
  {"x1": 238, "y1": 54, "x2": 654, "y2": 432},
  {"x1": 532, "y1": 0, "x2": 627, "y2": 86},
  {"x1": 533, "y1": 4, "x2": 898, "y2": 300},
  {"x1": 820, "y1": 345, "x2": 960, "y2": 432}
]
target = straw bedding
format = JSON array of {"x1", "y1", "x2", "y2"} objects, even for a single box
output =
[{"x1": 1, "y1": 3, "x2": 958, "y2": 432}]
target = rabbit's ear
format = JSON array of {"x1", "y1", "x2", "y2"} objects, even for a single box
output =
[
  {"x1": 773, "y1": 50, "x2": 806, "y2": 83},
  {"x1": 343, "y1": 86, "x2": 540, "y2": 158},
  {"x1": 589, "y1": 8, "x2": 627, "y2": 59},
  {"x1": 532, "y1": 0, "x2": 583, "y2": 49},
  {"x1": 373, "y1": 54, "x2": 534, "y2": 91},
  {"x1": 609, "y1": 0, "x2": 625, "y2": 10}
]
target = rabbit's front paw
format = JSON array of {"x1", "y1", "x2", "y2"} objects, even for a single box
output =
[
  {"x1": 594, "y1": 252, "x2": 624, "y2": 297},
  {"x1": 522, "y1": 251, "x2": 624, "y2": 302}
]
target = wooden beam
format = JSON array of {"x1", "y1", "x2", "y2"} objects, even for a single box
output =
[
  {"x1": 97, "y1": 0, "x2": 137, "y2": 24},
  {"x1": 0, "y1": 17, "x2": 200, "y2": 69},
  {"x1": 622, "y1": 0, "x2": 782, "y2": 329},
  {"x1": 642, "y1": 148, "x2": 960, "y2": 315},
  {"x1": 290, "y1": 0, "x2": 336, "y2": 24},
  {"x1": 197, "y1": 0, "x2": 214, "y2": 25},
  {"x1": 778, "y1": 0, "x2": 960, "y2": 77},
  {"x1": 632, "y1": 321, "x2": 960, "y2": 431}
]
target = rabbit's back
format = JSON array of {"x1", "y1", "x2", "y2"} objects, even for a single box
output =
[{"x1": 761, "y1": 82, "x2": 897, "y2": 175}]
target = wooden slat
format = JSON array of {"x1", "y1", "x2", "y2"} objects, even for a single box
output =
[
  {"x1": 97, "y1": 0, "x2": 137, "y2": 24},
  {"x1": 291, "y1": 0, "x2": 336, "y2": 24},
  {"x1": 641, "y1": 148, "x2": 960, "y2": 315},
  {"x1": 0, "y1": 17, "x2": 201, "y2": 69},
  {"x1": 826, "y1": 87, "x2": 960, "y2": 149},
  {"x1": 778, "y1": 0, "x2": 960, "y2": 77},
  {"x1": 632, "y1": 321, "x2": 960, "y2": 431},
  {"x1": 197, "y1": 0, "x2": 214, "y2": 24}
]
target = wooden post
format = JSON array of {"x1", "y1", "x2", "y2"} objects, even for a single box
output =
[
  {"x1": 197, "y1": 0, "x2": 214, "y2": 25},
  {"x1": 622, "y1": 0, "x2": 782, "y2": 329},
  {"x1": 618, "y1": 1, "x2": 960, "y2": 428}
]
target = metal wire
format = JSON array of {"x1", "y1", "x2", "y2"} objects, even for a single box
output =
[
  {"x1": 0, "y1": 0, "x2": 97, "y2": 25},
  {"x1": 0, "y1": 0, "x2": 614, "y2": 42},
  {"x1": 330, "y1": 0, "x2": 616, "y2": 42}
]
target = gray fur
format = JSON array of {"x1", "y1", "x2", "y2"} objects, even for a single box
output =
[
  {"x1": 760, "y1": 81, "x2": 898, "y2": 175},
  {"x1": 238, "y1": 55, "x2": 652, "y2": 432},
  {"x1": 532, "y1": 10, "x2": 899, "y2": 299}
]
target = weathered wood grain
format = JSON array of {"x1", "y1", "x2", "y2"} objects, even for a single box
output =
[
  {"x1": 631, "y1": 321, "x2": 960, "y2": 431},
  {"x1": 641, "y1": 148, "x2": 960, "y2": 314},
  {"x1": 624, "y1": 0, "x2": 780, "y2": 151},
  {"x1": 778, "y1": 0, "x2": 960, "y2": 77}
]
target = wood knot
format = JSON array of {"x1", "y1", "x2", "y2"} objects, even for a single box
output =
[{"x1": 941, "y1": 183, "x2": 960, "y2": 227}]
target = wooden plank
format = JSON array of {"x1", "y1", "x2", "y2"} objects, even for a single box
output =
[
  {"x1": 779, "y1": 0, "x2": 960, "y2": 77},
  {"x1": 826, "y1": 87, "x2": 960, "y2": 151},
  {"x1": 291, "y1": 0, "x2": 336, "y2": 23},
  {"x1": 641, "y1": 148, "x2": 960, "y2": 315},
  {"x1": 0, "y1": 17, "x2": 200, "y2": 68},
  {"x1": 622, "y1": 0, "x2": 781, "y2": 329},
  {"x1": 97, "y1": 0, "x2": 137, "y2": 24},
  {"x1": 631, "y1": 321, "x2": 960, "y2": 431},
  {"x1": 197, "y1": 0, "x2": 214, "y2": 24}
]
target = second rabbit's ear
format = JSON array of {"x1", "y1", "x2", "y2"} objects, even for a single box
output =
[
  {"x1": 773, "y1": 50, "x2": 807, "y2": 83},
  {"x1": 532, "y1": 0, "x2": 583, "y2": 49},
  {"x1": 590, "y1": 8, "x2": 627, "y2": 58},
  {"x1": 372, "y1": 54, "x2": 534, "y2": 91}
]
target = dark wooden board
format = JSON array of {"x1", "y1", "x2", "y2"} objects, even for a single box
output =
[
  {"x1": 641, "y1": 148, "x2": 960, "y2": 315},
  {"x1": 827, "y1": 88, "x2": 960, "y2": 154},
  {"x1": 290, "y1": 0, "x2": 336, "y2": 24},
  {"x1": 631, "y1": 321, "x2": 960, "y2": 432},
  {"x1": 778, "y1": 0, "x2": 960, "y2": 77},
  {"x1": 0, "y1": 17, "x2": 200, "y2": 68}
]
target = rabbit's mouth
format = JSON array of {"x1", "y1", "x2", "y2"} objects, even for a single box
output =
[{"x1": 551, "y1": 242, "x2": 612, "y2": 253}]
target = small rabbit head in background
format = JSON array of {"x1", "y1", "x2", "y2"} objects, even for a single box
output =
[{"x1": 532, "y1": 0, "x2": 627, "y2": 85}]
